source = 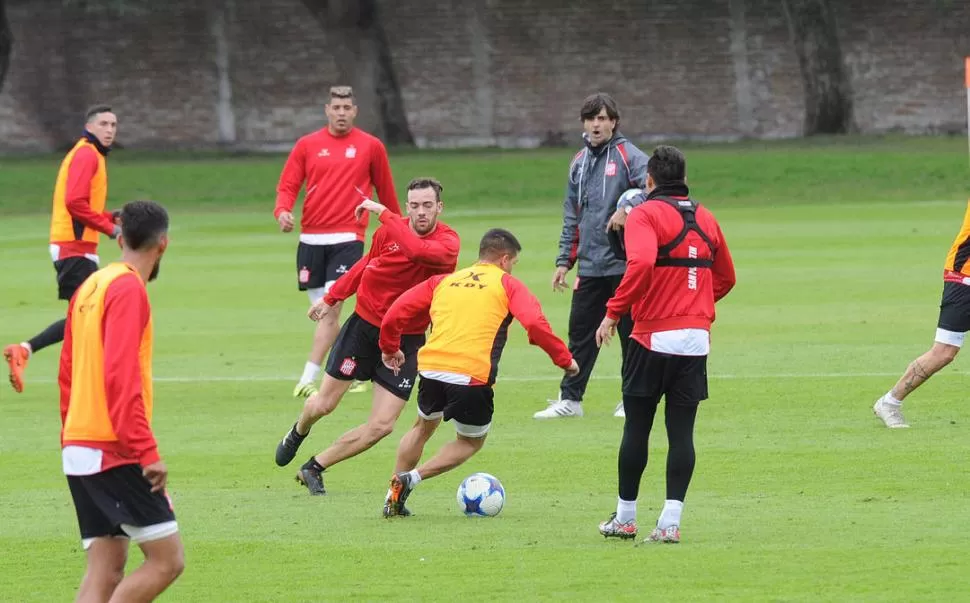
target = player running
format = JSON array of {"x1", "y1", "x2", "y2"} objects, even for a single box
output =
[
  {"x1": 594, "y1": 145, "x2": 736, "y2": 543},
  {"x1": 274, "y1": 85, "x2": 401, "y2": 400},
  {"x1": 4, "y1": 105, "x2": 121, "y2": 393},
  {"x1": 380, "y1": 229, "x2": 579, "y2": 517},
  {"x1": 274, "y1": 178, "x2": 460, "y2": 496}
]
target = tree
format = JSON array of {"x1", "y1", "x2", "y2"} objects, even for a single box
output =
[
  {"x1": 782, "y1": 0, "x2": 853, "y2": 135},
  {"x1": 301, "y1": 0, "x2": 414, "y2": 146},
  {"x1": 0, "y1": 0, "x2": 12, "y2": 95}
]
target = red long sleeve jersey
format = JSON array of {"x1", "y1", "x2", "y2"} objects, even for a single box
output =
[
  {"x1": 606, "y1": 198, "x2": 736, "y2": 341},
  {"x1": 274, "y1": 127, "x2": 401, "y2": 239},
  {"x1": 324, "y1": 213, "x2": 460, "y2": 333},
  {"x1": 59, "y1": 264, "x2": 159, "y2": 472}
]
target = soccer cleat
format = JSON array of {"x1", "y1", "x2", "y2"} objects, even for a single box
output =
[
  {"x1": 598, "y1": 512, "x2": 638, "y2": 539},
  {"x1": 646, "y1": 525, "x2": 681, "y2": 544},
  {"x1": 383, "y1": 472, "x2": 414, "y2": 518},
  {"x1": 293, "y1": 381, "x2": 318, "y2": 399},
  {"x1": 873, "y1": 397, "x2": 910, "y2": 429},
  {"x1": 613, "y1": 401, "x2": 625, "y2": 418},
  {"x1": 275, "y1": 424, "x2": 307, "y2": 466},
  {"x1": 3, "y1": 344, "x2": 29, "y2": 394},
  {"x1": 296, "y1": 465, "x2": 326, "y2": 496},
  {"x1": 348, "y1": 380, "x2": 371, "y2": 394},
  {"x1": 533, "y1": 398, "x2": 584, "y2": 419}
]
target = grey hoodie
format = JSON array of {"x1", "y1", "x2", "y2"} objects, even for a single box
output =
[{"x1": 556, "y1": 132, "x2": 648, "y2": 277}]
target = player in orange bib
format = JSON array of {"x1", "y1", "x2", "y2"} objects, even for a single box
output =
[
  {"x1": 873, "y1": 199, "x2": 970, "y2": 428},
  {"x1": 378, "y1": 229, "x2": 579, "y2": 517}
]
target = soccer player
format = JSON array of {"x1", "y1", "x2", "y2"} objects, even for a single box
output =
[
  {"x1": 59, "y1": 201, "x2": 184, "y2": 601},
  {"x1": 534, "y1": 92, "x2": 648, "y2": 420},
  {"x1": 4, "y1": 105, "x2": 121, "y2": 393},
  {"x1": 873, "y1": 199, "x2": 970, "y2": 428},
  {"x1": 274, "y1": 85, "x2": 401, "y2": 400},
  {"x1": 274, "y1": 178, "x2": 460, "y2": 495},
  {"x1": 594, "y1": 146, "x2": 736, "y2": 543},
  {"x1": 380, "y1": 229, "x2": 579, "y2": 517}
]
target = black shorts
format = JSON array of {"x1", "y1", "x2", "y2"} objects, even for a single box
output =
[
  {"x1": 621, "y1": 339, "x2": 708, "y2": 405},
  {"x1": 937, "y1": 281, "x2": 970, "y2": 333},
  {"x1": 417, "y1": 377, "x2": 494, "y2": 438},
  {"x1": 67, "y1": 464, "x2": 177, "y2": 548},
  {"x1": 54, "y1": 257, "x2": 98, "y2": 300},
  {"x1": 296, "y1": 241, "x2": 364, "y2": 291},
  {"x1": 325, "y1": 313, "x2": 424, "y2": 401}
]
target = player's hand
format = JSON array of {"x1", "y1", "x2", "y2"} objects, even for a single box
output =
[
  {"x1": 278, "y1": 211, "x2": 295, "y2": 233},
  {"x1": 143, "y1": 461, "x2": 168, "y2": 493},
  {"x1": 354, "y1": 199, "x2": 386, "y2": 221},
  {"x1": 595, "y1": 316, "x2": 618, "y2": 348},
  {"x1": 111, "y1": 210, "x2": 122, "y2": 225},
  {"x1": 552, "y1": 266, "x2": 570, "y2": 292},
  {"x1": 607, "y1": 208, "x2": 627, "y2": 232},
  {"x1": 109, "y1": 225, "x2": 122, "y2": 240},
  {"x1": 382, "y1": 350, "x2": 405, "y2": 376},
  {"x1": 307, "y1": 299, "x2": 332, "y2": 321},
  {"x1": 564, "y1": 359, "x2": 580, "y2": 377}
]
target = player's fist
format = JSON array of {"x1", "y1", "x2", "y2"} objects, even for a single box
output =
[
  {"x1": 564, "y1": 359, "x2": 580, "y2": 377},
  {"x1": 143, "y1": 461, "x2": 168, "y2": 493},
  {"x1": 278, "y1": 211, "x2": 295, "y2": 233},
  {"x1": 552, "y1": 266, "x2": 569, "y2": 292},
  {"x1": 606, "y1": 208, "x2": 627, "y2": 232},
  {"x1": 355, "y1": 199, "x2": 386, "y2": 221},
  {"x1": 307, "y1": 299, "x2": 332, "y2": 321},
  {"x1": 382, "y1": 350, "x2": 405, "y2": 376},
  {"x1": 595, "y1": 316, "x2": 618, "y2": 348}
]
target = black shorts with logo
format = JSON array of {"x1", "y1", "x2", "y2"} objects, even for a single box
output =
[
  {"x1": 416, "y1": 377, "x2": 495, "y2": 430},
  {"x1": 622, "y1": 339, "x2": 708, "y2": 406},
  {"x1": 296, "y1": 240, "x2": 364, "y2": 291},
  {"x1": 67, "y1": 464, "x2": 176, "y2": 543},
  {"x1": 54, "y1": 257, "x2": 98, "y2": 300},
  {"x1": 325, "y1": 313, "x2": 424, "y2": 401},
  {"x1": 937, "y1": 281, "x2": 970, "y2": 333}
]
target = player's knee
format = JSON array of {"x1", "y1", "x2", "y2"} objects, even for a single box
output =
[
  {"x1": 306, "y1": 393, "x2": 338, "y2": 418},
  {"x1": 153, "y1": 549, "x2": 185, "y2": 583}
]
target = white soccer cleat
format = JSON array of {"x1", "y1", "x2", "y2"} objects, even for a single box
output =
[
  {"x1": 613, "y1": 401, "x2": 625, "y2": 418},
  {"x1": 873, "y1": 397, "x2": 909, "y2": 429},
  {"x1": 533, "y1": 398, "x2": 583, "y2": 419}
]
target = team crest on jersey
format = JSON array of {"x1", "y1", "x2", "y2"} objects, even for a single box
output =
[
  {"x1": 605, "y1": 161, "x2": 617, "y2": 177},
  {"x1": 345, "y1": 145, "x2": 357, "y2": 158},
  {"x1": 299, "y1": 267, "x2": 310, "y2": 284},
  {"x1": 318, "y1": 149, "x2": 330, "y2": 157},
  {"x1": 340, "y1": 358, "x2": 357, "y2": 376}
]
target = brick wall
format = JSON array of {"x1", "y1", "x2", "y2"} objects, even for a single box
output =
[{"x1": 0, "y1": 0, "x2": 966, "y2": 152}]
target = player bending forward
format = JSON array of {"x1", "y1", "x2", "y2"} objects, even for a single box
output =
[
  {"x1": 274, "y1": 178, "x2": 459, "y2": 495},
  {"x1": 379, "y1": 229, "x2": 579, "y2": 517}
]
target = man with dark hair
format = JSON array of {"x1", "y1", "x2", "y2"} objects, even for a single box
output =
[
  {"x1": 595, "y1": 145, "x2": 736, "y2": 544},
  {"x1": 59, "y1": 200, "x2": 185, "y2": 601},
  {"x1": 274, "y1": 85, "x2": 401, "y2": 400},
  {"x1": 4, "y1": 105, "x2": 121, "y2": 393},
  {"x1": 274, "y1": 177, "x2": 460, "y2": 496},
  {"x1": 535, "y1": 92, "x2": 649, "y2": 420},
  {"x1": 379, "y1": 229, "x2": 579, "y2": 517}
]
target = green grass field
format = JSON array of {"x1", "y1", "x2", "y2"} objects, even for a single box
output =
[{"x1": 2, "y1": 136, "x2": 970, "y2": 601}]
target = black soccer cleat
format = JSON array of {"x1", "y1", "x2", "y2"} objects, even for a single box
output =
[
  {"x1": 296, "y1": 465, "x2": 326, "y2": 496},
  {"x1": 382, "y1": 472, "x2": 414, "y2": 518},
  {"x1": 275, "y1": 424, "x2": 307, "y2": 467}
]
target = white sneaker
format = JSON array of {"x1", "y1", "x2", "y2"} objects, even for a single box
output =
[
  {"x1": 613, "y1": 401, "x2": 625, "y2": 418},
  {"x1": 533, "y1": 399, "x2": 584, "y2": 419},
  {"x1": 873, "y1": 397, "x2": 909, "y2": 428}
]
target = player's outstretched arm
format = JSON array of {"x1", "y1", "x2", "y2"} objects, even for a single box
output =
[
  {"x1": 379, "y1": 275, "x2": 443, "y2": 358},
  {"x1": 605, "y1": 207, "x2": 659, "y2": 321},
  {"x1": 503, "y1": 274, "x2": 574, "y2": 369}
]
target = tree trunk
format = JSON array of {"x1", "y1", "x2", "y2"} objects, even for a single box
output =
[
  {"x1": 211, "y1": 0, "x2": 237, "y2": 145},
  {"x1": 782, "y1": 0, "x2": 853, "y2": 135},
  {"x1": 0, "y1": 0, "x2": 12, "y2": 95},
  {"x1": 301, "y1": 0, "x2": 413, "y2": 146}
]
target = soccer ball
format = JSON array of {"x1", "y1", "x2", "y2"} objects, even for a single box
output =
[
  {"x1": 456, "y1": 472, "x2": 505, "y2": 517},
  {"x1": 617, "y1": 187, "x2": 644, "y2": 210}
]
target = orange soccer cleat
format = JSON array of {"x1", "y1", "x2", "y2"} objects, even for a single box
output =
[{"x1": 3, "y1": 344, "x2": 29, "y2": 393}]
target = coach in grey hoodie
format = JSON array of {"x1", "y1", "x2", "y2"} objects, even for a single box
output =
[{"x1": 535, "y1": 92, "x2": 648, "y2": 420}]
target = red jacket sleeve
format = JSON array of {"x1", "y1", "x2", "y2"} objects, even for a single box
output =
[
  {"x1": 324, "y1": 229, "x2": 381, "y2": 305},
  {"x1": 503, "y1": 274, "x2": 573, "y2": 368},
  {"x1": 102, "y1": 275, "x2": 160, "y2": 467},
  {"x1": 370, "y1": 141, "x2": 401, "y2": 215},
  {"x1": 377, "y1": 213, "x2": 460, "y2": 269},
  {"x1": 379, "y1": 275, "x2": 444, "y2": 354},
  {"x1": 59, "y1": 299, "x2": 76, "y2": 429},
  {"x1": 711, "y1": 223, "x2": 737, "y2": 302},
  {"x1": 65, "y1": 147, "x2": 115, "y2": 235},
  {"x1": 606, "y1": 207, "x2": 659, "y2": 320},
  {"x1": 274, "y1": 138, "x2": 306, "y2": 219}
]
